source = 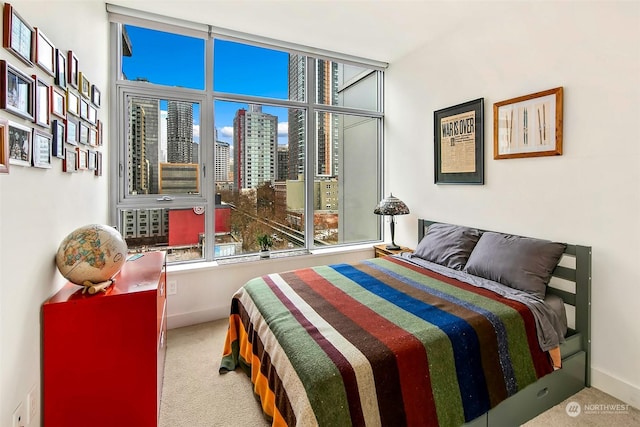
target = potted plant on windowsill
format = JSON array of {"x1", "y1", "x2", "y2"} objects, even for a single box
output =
[{"x1": 257, "y1": 234, "x2": 274, "y2": 259}]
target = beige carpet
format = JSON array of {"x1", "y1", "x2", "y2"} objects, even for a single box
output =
[{"x1": 159, "y1": 320, "x2": 639, "y2": 427}]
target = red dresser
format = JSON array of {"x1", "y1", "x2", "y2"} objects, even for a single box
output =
[{"x1": 42, "y1": 251, "x2": 167, "y2": 427}]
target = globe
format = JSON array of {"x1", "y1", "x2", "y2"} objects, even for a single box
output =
[{"x1": 56, "y1": 224, "x2": 128, "y2": 285}]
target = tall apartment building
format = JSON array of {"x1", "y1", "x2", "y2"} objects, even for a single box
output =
[
  {"x1": 288, "y1": 55, "x2": 339, "y2": 178},
  {"x1": 277, "y1": 145, "x2": 289, "y2": 181},
  {"x1": 167, "y1": 100, "x2": 194, "y2": 164},
  {"x1": 128, "y1": 97, "x2": 160, "y2": 194},
  {"x1": 215, "y1": 140, "x2": 230, "y2": 183},
  {"x1": 233, "y1": 105, "x2": 278, "y2": 190}
]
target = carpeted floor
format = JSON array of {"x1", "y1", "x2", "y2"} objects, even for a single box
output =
[{"x1": 159, "y1": 320, "x2": 639, "y2": 427}]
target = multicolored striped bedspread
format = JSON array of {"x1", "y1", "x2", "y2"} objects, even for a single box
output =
[{"x1": 219, "y1": 256, "x2": 554, "y2": 426}]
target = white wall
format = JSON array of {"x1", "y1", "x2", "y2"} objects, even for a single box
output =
[
  {"x1": 0, "y1": 1, "x2": 110, "y2": 425},
  {"x1": 385, "y1": 1, "x2": 639, "y2": 409}
]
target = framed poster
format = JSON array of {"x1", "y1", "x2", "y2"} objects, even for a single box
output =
[
  {"x1": 434, "y1": 98, "x2": 484, "y2": 184},
  {"x1": 63, "y1": 147, "x2": 77, "y2": 172},
  {"x1": 76, "y1": 147, "x2": 88, "y2": 170},
  {"x1": 51, "y1": 86, "x2": 66, "y2": 119},
  {"x1": 52, "y1": 119, "x2": 65, "y2": 158},
  {"x1": 33, "y1": 76, "x2": 51, "y2": 127},
  {"x1": 65, "y1": 116, "x2": 78, "y2": 145},
  {"x1": 35, "y1": 28, "x2": 55, "y2": 76},
  {"x1": 8, "y1": 120, "x2": 32, "y2": 167},
  {"x1": 66, "y1": 89, "x2": 79, "y2": 117},
  {"x1": 1, "y1": 60, "x2": 34, "y2": 120},
  {"x1": 2, "y1": 3, "x2": 34, "y2": 66},
  {"x1": 32, "y1": 129, "x2": 52, "y2": 168},
  {"x1": 55, "y1": 49, "x2": 67, "y2": 89},
  {"x1": 0, "y1": 118, "x2": 8, "y2": 174},
  {"x1": 67, "y1": 50, "x2": 79, "y2": 88},
  {"x1": 493, "y1": 87, "x2": 563, "y2": 159}
]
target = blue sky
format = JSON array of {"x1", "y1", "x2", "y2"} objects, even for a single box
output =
[{"x1": 122, "y1": 25, "x2": 291, "y2": 145}]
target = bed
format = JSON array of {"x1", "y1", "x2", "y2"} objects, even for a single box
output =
[{"x1": 219, "y1": 219, "x2": 591, "y2": 426}]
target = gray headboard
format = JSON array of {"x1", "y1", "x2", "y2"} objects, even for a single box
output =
[{"x1": 418, "y1": 219, "x2": 592, "y2": 385}]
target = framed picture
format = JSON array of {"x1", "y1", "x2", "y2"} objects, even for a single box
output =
[
  {"x1": 91, "y1": 85, "x2": 101, "y2": 107},
  {"x1": 63, "y1": 147, "x2": 77, "y2": 172},
  {"x1": 8, "y1": 121, "x2": 32, "y2": 167},
  {"x1": 76, "y1": 147, "x2": 88, "y2": 170},
  {"x1": 32, "y1": 129, "x2": 52, "y2": 168},
  {"x1": 0, "y1": 60, "x2": 34, "y2": 120},
  {"x1": 493, "y1": 87, "x2": 563, "y2": 159},
  {"x1": 80, "y1": 97, "x2": 89, "y2": 120},
  {"x1": 434, "y1": 98, "x2": 484, "y2": 184},
  {"x1": 35, "y1": 28, "x2": 55, "y2": 76},
  {"x1": 88, "y1": 150, "x2": 97, "y2": 170},
  {"x1": 79, "y1": 72, "x2": 90, "y2": 99},
  {"x1": 95, "y1": 150, "x2": 102, "y2": 176},
  {"x1": 2, "y1": 3, "x2": 33, "y2": 66},
  {"x1": 51, "y1": 86, "x2": 66, "y2": 119},
  {"x1": 54, "y1": 49, "x2": 66, "y2": 89},
  {"x1": 97, "y1": 120, "x2": 103, "y2": 146},
  {"x1": 65, "y1": 116, "x2": 79, "y2": 146},
  {"x1": 79, "y1": 121, "x2": 90, "y2": 145},
  {"x1": 67, "y1": 50, "x2": 79, "y2": 89},
  {"x1": 89, "y1": 126, "x2": 98, "y2": 146},
  {"x1": 51, "y1": 119, "x2": 65, "y2": 158},
  {"x1": 66, "y1": 89, "x2": 79, "y2": 117},
  {"x1": 0, "y1": 118, "x2": 9, "y2": 174},
  {"x1": 33, "y1": 76, "x2": 50, "y2": 127},
  {"x1": 87, "y1": 105, "x2": 97, "y2": 125}
]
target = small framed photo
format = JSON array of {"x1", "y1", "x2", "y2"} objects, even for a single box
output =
[
  {"x1": 51, "y1": 119, "x2": 65, "y2": 158},
  {"x1": 65, "y1": 116, "x2": 79, "y2": 146},
  {"x1": 1, "y1": 60, "x2": 34, "y2": 121},
  {"x1": 97, "y1": 120, "x2": 103, "y2": 146},
  {"x1": 67, "y1": 50, "x2": 79, "y2": 89},
  {"x1": 66, "y1": 89, "x2": 79, "y2": 117},
  {"x1": 8, "y1": 121, "x2": 32, "y2": 167},
  {"x1": 87, "y1": 105, "x2": 97, "y2": 125},
  {"x1": 434, "y1": 98, "x2": 484, "y2": 184},
  {"x1": 79, "y1": 72, "x2": 90, "y2": 98},
  {"x1": 63, "y1": 147, "x2": 77, "y2": 172},
  {"x1": 88, "y1": 150, "x2": 97, "y2": 170},
  {"x1": 35, "y1": 28, "x2": 55, "y2": 76},
  {"x1": 2, "y1": 4, "x2": 34, "y2": 66},
  {"x1": 32, "y1": 129, "x2": 52, "y2": 168},
  {"x1": 89, "y1": 126, "x2": 98, "y2": 146},
  {"x1": 76, "y1": 147, "x2": 88, "y2": 170},
  {"x1": 33, "y1": 76, "x2": 51, "y2": 127},
  {"x1": 51, "y1": 86, "x2": 66, "y2": 119},
  {"x1": 54, "y1": 49, "x2": 67, "y2": 89},
  {"x1": 80, "y1": 97, "x2": 89, "y2": 120},
  {"x1": 95, "y1": 151, "x2": 102, "y2": 176},
  {"x1": 79, "y1": 121, "x2": 90, "y2": 145},
  {"x1": 0, "y1": 118, "x2": 9, "y2": 174},
  {"x1": 493, "y1": 87, "x2": 563, "y2": 159},
  {"x1": 91, "y1": 85, "x2": 101, "y2": 107}
]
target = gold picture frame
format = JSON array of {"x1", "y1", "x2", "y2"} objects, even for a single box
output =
[{"x1": 494, "y1": 87, "x2": 563, "y2": 159}]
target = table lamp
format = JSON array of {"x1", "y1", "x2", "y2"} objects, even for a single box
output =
[{"x1": 373, "y1": 193, "x2": 410, "y2": 250}]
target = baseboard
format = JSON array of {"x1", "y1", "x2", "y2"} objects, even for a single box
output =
[
  {"x1": 591, "y1": 367, "x2": 640, "y2": 410},
  {"x1": 167, "y1": 308, "x2": 223, "y2": 330}
]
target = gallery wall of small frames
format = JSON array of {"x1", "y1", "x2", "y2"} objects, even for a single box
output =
[{"x1": 0, "y1": 2, "x2": 103, "y2": 176}]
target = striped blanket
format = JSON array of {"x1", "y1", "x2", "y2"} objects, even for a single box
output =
[{"x1": 219, "y1": 256, "x2": 553, "y2": 426}]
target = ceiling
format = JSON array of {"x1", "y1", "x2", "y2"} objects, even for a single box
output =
[{"x1": 109, "y1": 0, "x2": 482, "y2": 64}]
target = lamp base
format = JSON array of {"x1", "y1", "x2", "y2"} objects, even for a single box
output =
[{"x1": 385, "y1": 243, "x2": 401, "y2": 251}]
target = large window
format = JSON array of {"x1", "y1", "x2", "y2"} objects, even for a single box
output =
[{"x1": 111, "y1": 16, "x2": 384, "y2": 264}]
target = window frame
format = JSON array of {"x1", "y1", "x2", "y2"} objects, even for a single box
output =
[{"x1": 109, "y1": 15, "x2": 385, "y2": 265}]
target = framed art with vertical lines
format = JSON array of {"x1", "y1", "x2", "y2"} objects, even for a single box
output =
[{"x1": 494, "y1": 87, "x2": 563, "y2": 159}]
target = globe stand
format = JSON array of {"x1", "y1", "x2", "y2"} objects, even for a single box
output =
[{"x1": 82, "y1": 279, "x2": 115, "y2": 295}]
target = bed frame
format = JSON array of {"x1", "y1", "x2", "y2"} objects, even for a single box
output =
[{"x1": 418, "y1": 220, "x2": 592, "y2": 426}]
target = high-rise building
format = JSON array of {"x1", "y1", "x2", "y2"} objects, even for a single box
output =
[
  {"x1": 288, "y1": 55, "x2": 339, "y2": 178},
  {"x1": 233, "y1": 105, "x2": 277, "y2": 190},
  {"x1": 277, "y1": 145, "x2": 289, "y2": 181},
  {"x1": 215, "y1": 140, "x2": 230, "y2": 182},
  {"x1": 167, "y1": 100, "x2": 194, "y2": 164},
  {"x1": 128, "y1": 97, "x2": 160, "y2": 194}
]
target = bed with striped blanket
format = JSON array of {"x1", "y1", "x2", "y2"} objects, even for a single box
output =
[{"x1": 219, "y1": 255, "x2": 558, "y2": 426}]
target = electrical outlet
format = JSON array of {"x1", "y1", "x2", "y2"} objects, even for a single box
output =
[
  {"x1": 27, "y1": 384, "x2": 38, "y2": 425},
  {"x1": 12, "y1": 402, "x2": 26, "y2": 427},
  {"x1": 167, "y1": 280, "x2": 177, "y2": 295}
]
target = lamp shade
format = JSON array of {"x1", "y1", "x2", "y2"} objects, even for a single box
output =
[{"x1": 373, "y1": 194, "x2": 410, "y2": 216}]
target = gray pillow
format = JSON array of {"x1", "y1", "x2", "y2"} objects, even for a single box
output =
[
  {"x1": 413, "y1": 223, "x2": 482, "y2": 270},
  {"x1": 463, "y1": 232, "x2": 566, "y2": 299}
]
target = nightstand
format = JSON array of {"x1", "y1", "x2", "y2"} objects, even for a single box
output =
[{"x1": 374, "y1": 244, "x2": 413, "y2": 258}]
